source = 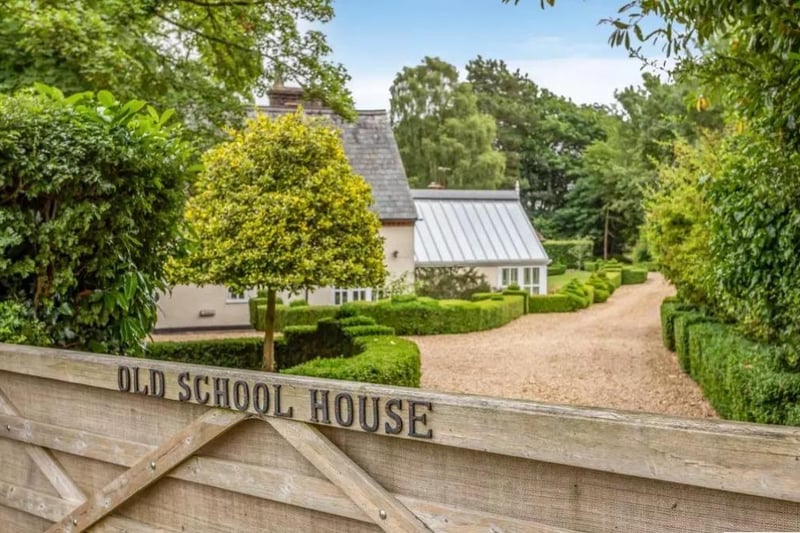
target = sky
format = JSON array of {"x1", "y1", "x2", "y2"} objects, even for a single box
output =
[{"x1": 318, "y1": 0, "x2": 667, "y2": 110}]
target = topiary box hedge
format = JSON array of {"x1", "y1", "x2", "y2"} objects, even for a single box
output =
[
  {"x1": 281, "y1": 336, "x2": 421, "y2": 387},
  {"x1": 528, "y1": 294, "x2": 574, "y2": 313},
  {"x1": 144, "y1": 337, "x2": 263, "y2": 369},
  {"x1": 621, "y1": 267, "x2": 648, "y2": 285},
  {"x1": 253, "y1": 303, "x2": 338, "y2": 332},
  {"x1": 144, "y1": 331, "x2": 419, "y2": 388},
  {"x1": 547, "y1": 263, "x2": 567, "y2": 276},
  {"x1": 686, "y1": 321, "x2": 800, "y2": 425},
  {"x1": 660, "y1": 297, "x2": 695, "y2": 351},
  {"x1": 673, "y1": 310, "x2": 715, "y2": 373},
  {"x1": 341, "y1": 294, "x2": 525, "y2": 335}
]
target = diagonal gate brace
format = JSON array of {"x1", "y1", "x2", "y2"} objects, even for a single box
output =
[{"x1": 46, "y1": 409, "x2": 249, "y2": 533}]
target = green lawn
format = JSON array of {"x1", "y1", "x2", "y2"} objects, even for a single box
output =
[{"x1": 547, "y1": 269, "x2": 592, "y2": 293}]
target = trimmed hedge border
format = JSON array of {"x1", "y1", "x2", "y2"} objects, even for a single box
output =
[
  {"x1": 145, "y1": 332, "x2": 420, "y2": 388},
  {"x1": 340, "y1": 294, "x2": 525, "y2": 335},
  {"x1": 547, "y1": 263, "x2": 567, "y2": 276},
  {"x1": 144, "y1": 337, "x2": 262, "y2": 369},
  {"x1": 281, "y1": 336, "x2": 421, "y2": 387},
  {"x1": 660, "y1": 298, "x2": 800, "y2": 426},
  {"x1": 621, "y1": 267, "x2": 648, "y2": 285},
  {"x1": 528, "y1": 294, "x2": 574, "y2": 313},
  {"x1": 253, "y1": 303, "x2": 338, "y2": 332}
]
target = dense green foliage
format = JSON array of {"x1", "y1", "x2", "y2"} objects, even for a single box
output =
[
  {"x1": 414, "y1": 267, "x2": 490, "y2": 301},
  {"x1": 145, "y1": 337, "x2": 263, "y2": 369},
  {"x1": 659, "y1": 304, "x2": 800, "y2": 426},
  {"x1": 547, "y1": 263, "x2": 566, "y2": 276},
  {"x1": 252, "y1": 302, "x2": 338, "y2": 332},
  {"x1": 0, "y1": 87, "x2": 192, "y2": 353},
  {"x1": 660, "y1": 298, "x2": 694, "y2": 352},
  {"x1": 172, "y1": 110, "x2": 385, "y2": 370},
  {"x1": 275, "y1": 314, "x2": 394, "y2": 368},
  {"x1": 541, "y1": 240, "x2": 593, "y2": 269},
  {"x1": 0, "y1": 0, "x2": 354, "y2": 143},
  {"x1": 144, "y1": 333, "x2": 420, "y2": 388},
  {"x1": 621, "y1": 268, "x2": 648, "y2": 285},
  {"x1": 282, "y1": 336, "x2": 421, "y2": 388},
  {"x1": 341, "y1": 294, "x2": 524, "y2": 335},
  {"x1": 389, "y1": 57, "x2": 505, "y2": 188},
  {"x1": 528, "y1": 294, "x2": 574, "y2": 313},
  {"x1": 0, "y1": 301, "x2": 49, "y2": 345}
]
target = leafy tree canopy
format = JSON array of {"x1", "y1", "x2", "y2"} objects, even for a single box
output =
[
  {"x1": 390, "y1": 56, "x2": 505, "y2": 189},
  {"x1": 0, "y1": 85, "x2": 193, "y2": 353},
  {"x1": 0, "y1": 0, "x2": 354, "y2": 144},
  {"x1": 171, "y1": 110, "x2": 385, "y2": 369}
]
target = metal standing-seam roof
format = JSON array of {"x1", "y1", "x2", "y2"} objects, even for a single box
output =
[
  {"x1": 411, "y1": 189, "x2": 549, "y2": 266},
  {"x1": 257, "y1": 106, "x2": 417, "y2": 222}
]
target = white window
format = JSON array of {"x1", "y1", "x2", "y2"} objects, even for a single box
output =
[
  {"x1": 499, "y1": 267, "x2": 542, "y2": 295},
  {"x1": 333, "y1": 288, "x2": 376, "y2": 305},
  {"x1": 226, "y1": 288, "x2": 247, "y2": 303}
]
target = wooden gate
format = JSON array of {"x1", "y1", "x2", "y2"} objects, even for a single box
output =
[{"x1": 0, "y1": 343, "x2": 799, "y2": 532}]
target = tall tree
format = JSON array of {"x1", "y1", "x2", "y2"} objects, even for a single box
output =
[
  {"x1": 171, "y1": 110, "x2": 385, "y2": 371},
  {"x1": 465, "y1": 56, "x2": 606, "y2": 215},
  {"x1": 390, "y1": 57, "x2": 505, "y2": 189},
  {"x1": 0, "y1": 0, "x2": 354, "y2": 143}
]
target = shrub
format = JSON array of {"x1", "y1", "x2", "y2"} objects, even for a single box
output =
[
  {"x1": 542, "y1": 240, "x2": 593, "y2": 268},
  {"x1": 586, "y1": 273, "x2": 614, "y2": 301},
  {"x1": 594, "y1": 289, "x2": 610, "y2": 303},
  {"x1": 0, "y1": 87, "x2": 193, "y2": 354},
  {"x1": 414, "y1": 266, "x2": 490, "y2": 300},
  {"x1": 282, "y1": 336, "x2": 421, "y2": 387},
  {"x1": 254, "y1": 304, "x2": 338, "y2": 331},
  {"x1": 289, "y1": 299, "x2": 309, "y2": 307},
  {"x1": 558, "y1": 279, "x2": 591, "y2": 309},
  {"x1": 341, "y1": 294, "x2": 524, "y2": 335},
  {"x1": 660, "y1": 298, "x2": 695, "y2": 351},
  {"x1": 145, "y1": 337, "x2": 263, "y2": 369},
  {"x1": 687, "y1": 321, "x2": 800, "y2": 424},
  {"x1": 673, "y1": 310, "x2": 715, "y2": 373},
  {"x1": 0, "y1": 301, "x2": 50, "y2": 345},
  {"x1": 594, "y1": 272, "x2": 616, "y2": 294},
  {"x1": 502, "y1": 289, "x2": 529, "y2": 314},
  {"x1": 528, "y1": 294, "x2": 574, "y2": 313},
  {"x1": 470, "y1": 292, "x2": 502, "y2": 301},
  {"x1": 621, "y1": 267, "x2": 648, "y2": 285},
  {"x1": 547, "y1": 263, "x2": 567, "y2": 276},
  {"x1": 583, "y1": 260, "x2": 599, "y2": 272},
  {"x1": 605, "y1": 271, "x2": 622, "y2": 289}
]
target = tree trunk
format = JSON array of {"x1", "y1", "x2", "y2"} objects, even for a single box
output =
[
  {"x1": 262, "y1": 289, "x2": 277, "y2": 372},
  {"x1": 603, "y1": 206, "x2": 610, "y2": 261}
]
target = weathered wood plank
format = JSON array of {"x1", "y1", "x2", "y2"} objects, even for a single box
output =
[
  {"x1": 1, "y1": 412, "x2": 572, "y2": 532},
  {"x1": 268, "y1": 417, "x2": 431, "y2": 532},
  {"x1": 0, "y1": 479, "x2": 72, "y2": 522},
  {"x1": 1, "y1": 343, "x2": 798, "y2": 504},
  {"x1": 46, "y1": 409, "x2": 248, "y2": 533},
  {"x1": 0, "y1": 387, "x2": 85, "y2": 504}
]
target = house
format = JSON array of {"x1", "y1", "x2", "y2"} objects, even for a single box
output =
[
  {"x1": 154, "y1": 86, "x2": 417, "y2": 330},
  {"x1": 412, "y1": 188, "x2": 549, "y2": 294}
]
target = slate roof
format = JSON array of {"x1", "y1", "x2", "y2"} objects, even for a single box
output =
[
  {"x1": 411, "y1": 189, "x2": 549, "y2": 267},
  {"x1": 256, "y1": 106, "x2": 417, "y2": 222}
]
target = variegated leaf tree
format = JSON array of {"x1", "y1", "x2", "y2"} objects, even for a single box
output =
[{"x1": 172, "y1": 110, "x2": 385, "y2": 371}]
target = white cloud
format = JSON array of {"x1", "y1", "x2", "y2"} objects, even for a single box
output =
[{"x1": 508, "y1": 57, "x2": 657, "y2": 106}]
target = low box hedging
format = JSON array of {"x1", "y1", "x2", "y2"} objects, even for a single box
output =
[
  {"x1": 660, "y1": 298, "x2": 695, "y2": 351},
  {"x1": 282, "y1": 336, "x2": 421, "y2": 387},
  {"x1": 502, "y1": 288, "x2": 529, "y2": 314},
  {"x1": 605, "y1": 271, "x2": 622, "y2": 289},
  {"x1": 558, "y1": 279, "x2": 591, "y2": 309},
  {"x1": 687, "y1": 321, "x2": 800, "y2": 424},
  {"x1": 582, "y1": 260, "x2": 599, "y2": 272},
  {"x1": 341, "y1": 294, "x2": 524, "y2": 335},
  {"x1": 621, "y1": 267, "x2": 648, "y2": 285},
  {"x1": 547, "y1": 263, "x2": 567, "y2": 276},
  {"x1": 673, "y1": 310, "x2": 715, "y2": 373},
  {"x1": 528, "y1": 294, "x2": 574, "y2": 313},
  {"x1": 253, "y1": 304, "x2": 338, "y2": 331},
  {"x1": 145, "y1": 337, "x2": 263, "y2": 369}
]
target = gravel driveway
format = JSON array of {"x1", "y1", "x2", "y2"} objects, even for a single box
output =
[{"x1": 411, "y1": 273, "x2": 716, "y2": 418}]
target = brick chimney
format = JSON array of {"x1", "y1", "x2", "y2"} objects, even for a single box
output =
[{"x1": 267, "y1": 82, "x2": 304, "y2": 107}]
